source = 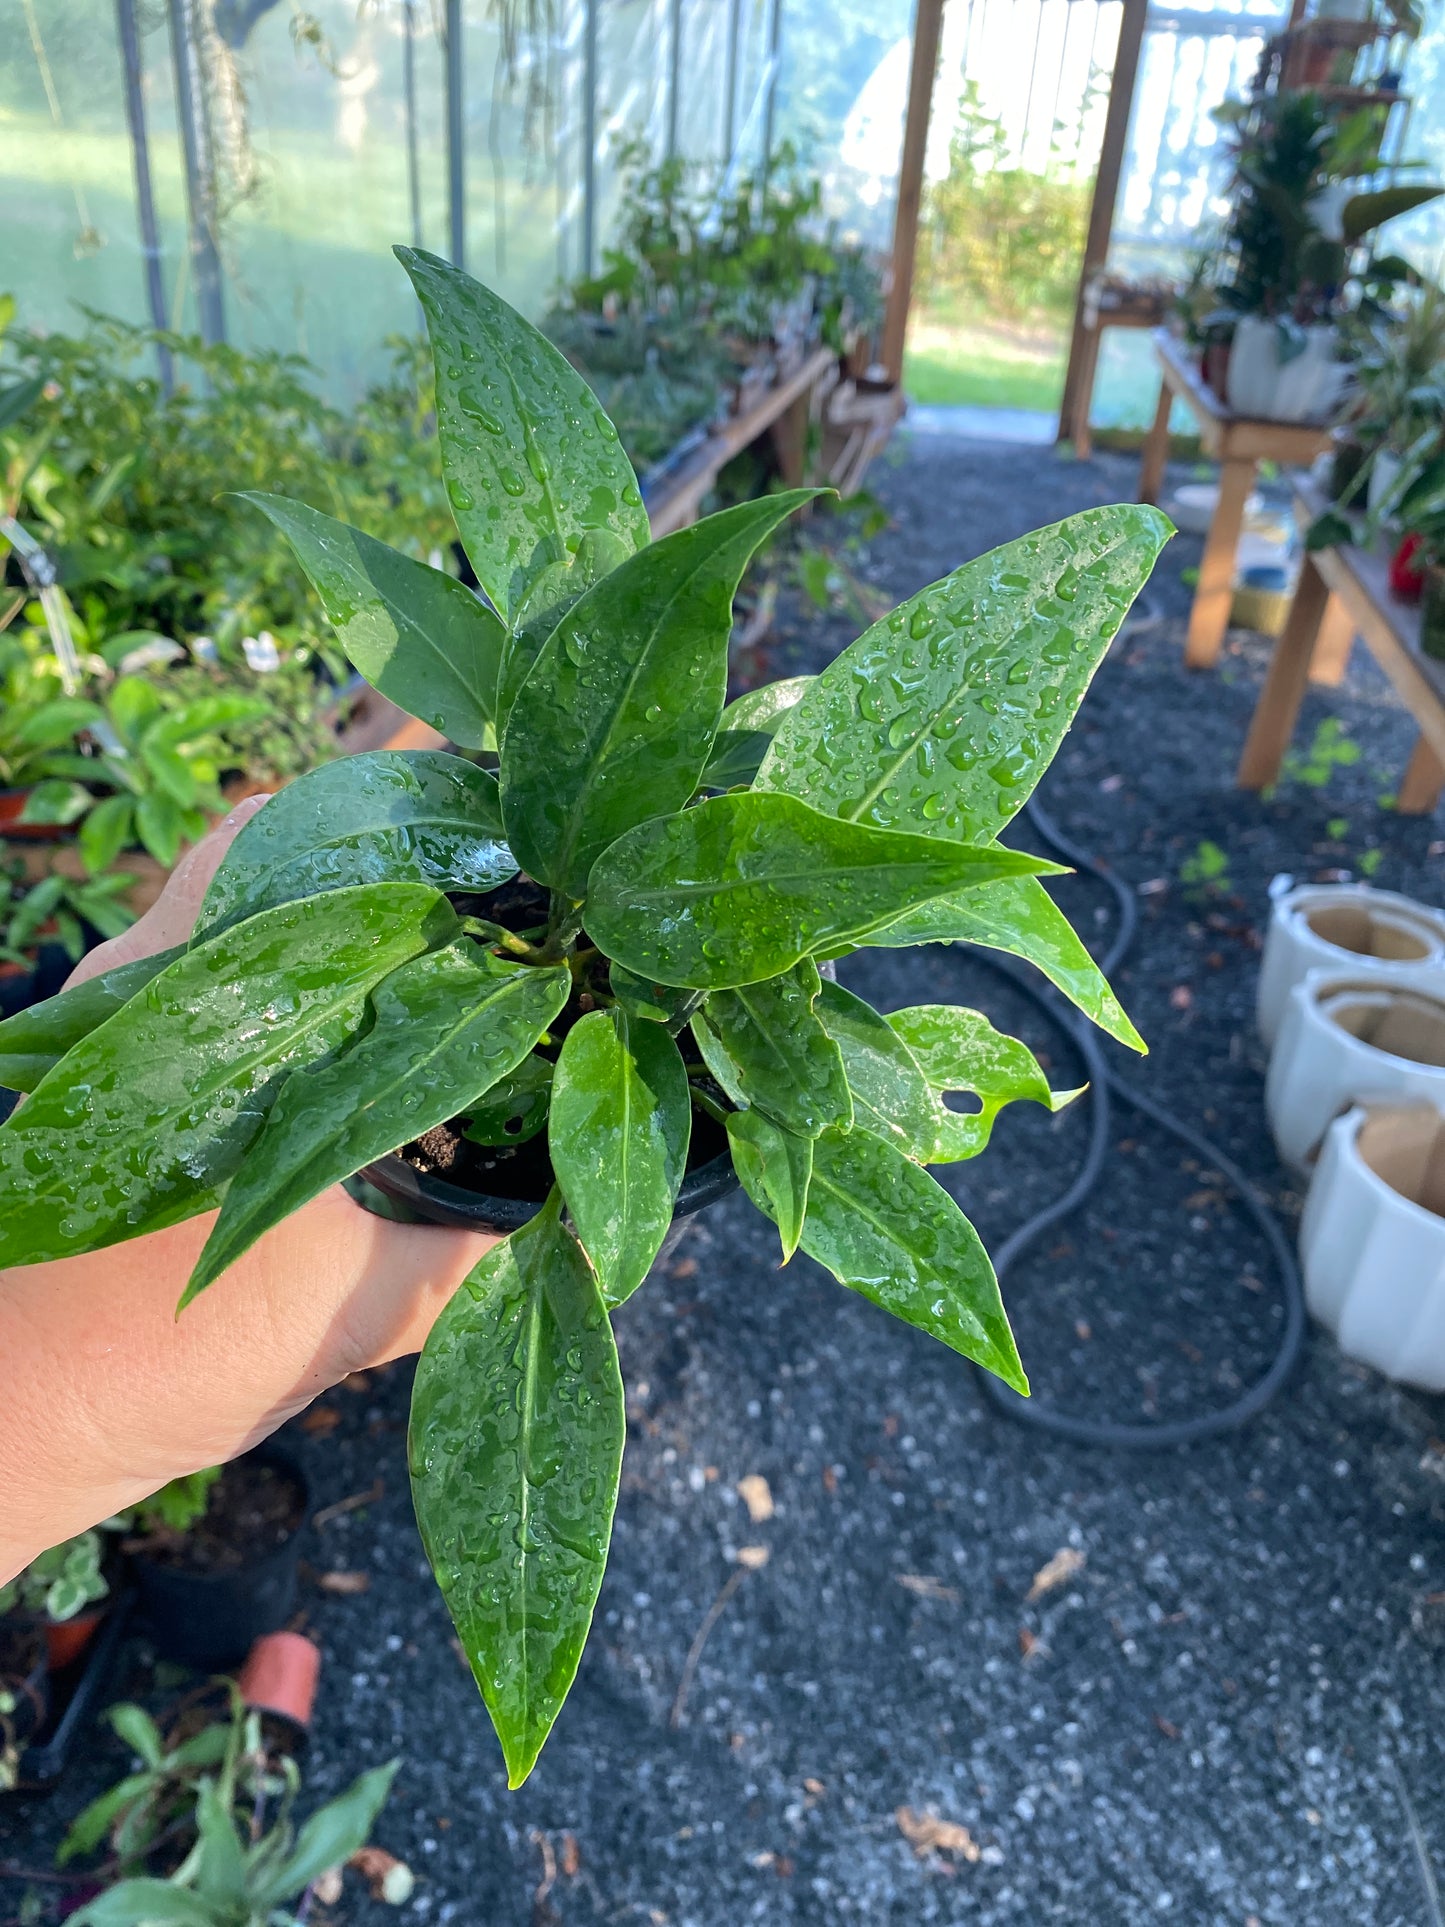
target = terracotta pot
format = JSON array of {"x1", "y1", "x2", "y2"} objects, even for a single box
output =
[
  {"x1": 236, "y1": 1630, "x2": 320, "y2": 1735},
  {"x1": 1423, "y1": 565, "x2": 1445, "y2": 664},
  {"x1": 0, "y1": 788, "x2": 70, "y2": 844},
  {"x1": 45, "y1": 1607, "x2": 108, "y2": 1673}
]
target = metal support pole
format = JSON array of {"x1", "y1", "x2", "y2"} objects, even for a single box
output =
[
  {"x1": 446, "y1": 0, "x2": 464, "y2": 267},
  {"x1": 115, "y1": 0, "x2": 173, "y2": 390},
  {"x1": 403, "y1": 0, "x2": 422, "y2": 248},
  {"x1": 666, "y1": 0, "x2": 682, "y2": 159},
  {"x1": 167, "y1": 0, "x2": 225, "y2": 345},
  {"x1": 582, "y1": 0, "x2": 598, "y2": 275},
  {"x1": 761, "y1": 0, "x2": 783, "y2": 168},
  {"x1": 722, "y1": 0, "x2": 742, "y2": 165}
]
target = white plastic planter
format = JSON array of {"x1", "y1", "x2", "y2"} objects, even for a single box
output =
[
  {"x1": 1267, "y1": 966, "x2": 1445, "y2": 1170},
  {"x1": 1301, "y1": 1103, "x2": 1445, "y2": 1389},
  {"x1": 1226, "y1": 317, "x2": 1347, "y2": 424},
  {"x1": 1257, "y1": 883, "x2": 1445, "y2": 1049}
]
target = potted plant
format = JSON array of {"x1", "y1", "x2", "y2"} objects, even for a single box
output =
[
  {"x1": 0, "y1": 249, "x2": 1168, "y2": 1786},
  {"x1": 120, "y1": 1451, "x2": 310, "y2": 1671},
  {"x1": 1328, "y1": 278, "x2": 1445, "y2": 501},
  {"x1": 0, "y1": 1529, "x2": 114, "y2": 1672},
  {"x1": 0, "y1": 853, "x2": 135, "y2": 1016},
  {"x1": 1206, "y1": 92, "x2": 1441, "y2": 422},
  {"x1": 0, "y1": 631, "x2": 93, "y2": 838},
  {"x1": 59, "y1": 1684, "x2": 401, "y2": 1922}
]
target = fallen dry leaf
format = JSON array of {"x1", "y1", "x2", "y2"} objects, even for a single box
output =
[
  {"x1": 896, "y1": 1573, "x2": 958, "y2": 1603},
  {"x1": 1026, "y1": 1547, "x2": 1086, "y2": 1602},
  {"x1": 669, "y1": 1256, "x2": 698, "y2": 1279},
  {"x1": 311, "y1": 1868, "x2": 344, "y2": 1905},
  {"x1": 737, "y1": 1474, "x2": 774, "y2": 1522},
  {"x1": 350, "y1": 1847, "x2": 415, "y2": 1905},
  {"x1": 803, "y1": 1777, "x2": 825, "y2": 1796},
  {"x1": 313, "y1": 1478, "x2": 384, "y2": 1529},
  {"x1": 300, "y1": 1404, "x2": 341, "y2": 1436},
  {"x1": 1017, "y1": 1626, "x2": 1040, "y2": 1660},
  {"x1": 317, "y1": 1569, "x2": 370, "y2": 1595},
  {"x1": 735, "y1": 1545, "x2": 770, "y2": 1570},
  {"x1": 1154, "y1": 1714, "x2": 1182, "y2": 1741},
  {"x1": 559, "y1": 1832, "x2": 580, "y2": 1877},
  {"x1": 895, "y1": 1808, "x2": 981, "y2": 1863},
  {"x1": 822, "y1": 1464, "x2": 838, "y2": 1495}
]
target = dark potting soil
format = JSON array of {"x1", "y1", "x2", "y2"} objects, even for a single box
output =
[
  {"x1": 9, "y1": 434, "x2": 1445, "y2": 1927},
  {"x1": 131, "y1": 1461, "x2": 304, "y2": 1575}
]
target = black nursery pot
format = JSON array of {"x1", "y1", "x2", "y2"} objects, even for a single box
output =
[
  {"x1": 130, "y1": 1445, "x2": 309, "y2": 1672},
  {"x1": 350, "y1": 1143, "x2": 738, "y2": 1235},
  {"x1": 0, "y1": 943, "x2": 73, "y2": 1020}
]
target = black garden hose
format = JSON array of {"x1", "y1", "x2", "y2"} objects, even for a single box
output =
[{"x1": 964, "y1": 795, "x2": 1307, "y2": 1450}]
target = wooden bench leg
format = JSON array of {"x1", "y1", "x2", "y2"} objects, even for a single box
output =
[
  {"x1": 1070, "y1": 324, "x2": 1103, "y2": 460},
  {"x1": 1185, "y1": 457, "x2": 1254, "y2": 670},
  {"x1": 1237, "y1": 554, "x2": 1330, "y2": 792},
  {"x1": 1397, "y1": 733, "x2": 1445, "y2": 815},
  {"x1": 1137, "y1": 377, "x2": 1171, "y2": 505},
  {"x1": 1307, "y1": 593, "x2": 1355, "y2": 687}
]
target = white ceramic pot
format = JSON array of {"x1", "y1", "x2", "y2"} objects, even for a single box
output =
[
  {"x1": 1266, "y1": 965, "x2": 1445, "y2": 1170},
  {"x1": 1226, "y1": 317, "x2": 1348, "y2": 424},
  {"x1": 1257, "y1": 883, "x2": 1445, "y2": 1049},
  {"x1": 1301, "y1": 1103, "x2": 1445, "y2": 1389}
]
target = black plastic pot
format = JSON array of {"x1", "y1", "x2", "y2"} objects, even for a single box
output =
[
  {"x1": 349, "y1": 1144, "x2": 738, "y2": 1234},
  {"x1": 0, "y1": 942, "x2": 73, "y2": 1019},
  {"x1": 130, "y1": 1445, "x2": 309, "y2": 1671},
  {"x1": 11, "y1": 1594, "x2": 131, "y2": 1789}
]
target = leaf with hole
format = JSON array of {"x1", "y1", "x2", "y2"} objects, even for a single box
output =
[{"x1": 888, "y1": 1003, "x2": 1079, "y2": 1161}]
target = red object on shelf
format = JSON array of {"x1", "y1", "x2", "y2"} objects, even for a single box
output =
[
  {"x1": 45, "y1": 1607, "x2": 107, "y2": 1672},
  {"x1": 236, "y1": 1630, "x2": 321, "y2": 1733},
  {"x1": 1390, "y1": 532, "x2": 1426, "y2": 603}
]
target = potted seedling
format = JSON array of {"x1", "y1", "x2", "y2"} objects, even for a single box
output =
[
  {"x1": 59, "y1": 1685, "x2": 401, "y2": 1922},
  {"x1": 0, "y1": 249, "x2": 1167, "y2": 1785},
  {"x1": 0, "y1": 852, "x2": 135, "y2": 1016},
  {"x1": 121, "y1": 1452, "x2": 310, "y2": 1670},
  {"x1": 0, "y1": 1529, "x2": 113, "y2": 1672}
]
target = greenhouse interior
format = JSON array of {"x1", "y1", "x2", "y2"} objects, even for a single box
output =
[{"x1": 3, "y1": 0, "x2": 1445, "y2": 1919}]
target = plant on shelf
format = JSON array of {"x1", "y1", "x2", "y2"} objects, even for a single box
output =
[
  {"x1": 0, "y1": 1531, "x2": 109, "y2": 1626},
  {"x1": 1329, "y1": 275, "x2": 1445, "y2": 498},
  {"x1": 61, "y1": 1686, "x2": 399, "y2": 1925},
  {"x1": 0, "y1": 852, "x2": 135, "y2": 977},
  {"x1": 0, "y1": 250, "x2": 1169, "y2": 1787}
]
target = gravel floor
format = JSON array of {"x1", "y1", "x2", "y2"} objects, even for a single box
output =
[{"x1": 7, "y1": 433, "x2": 1445, "y2": 1927}]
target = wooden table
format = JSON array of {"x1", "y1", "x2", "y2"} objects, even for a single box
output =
[
  {"x1": 1137, "y1": 331, "x2": 1333, "y2": 670},
  {"x1": 1237, "y1": 479, "x2": 1445, "y2": 816},
  {"x1": 1060, "y1": 275, "x2": 1171, "y2": 461}
]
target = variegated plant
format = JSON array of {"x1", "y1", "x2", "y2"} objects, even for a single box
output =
[{"x1": 0, "y1": 250, "x2": 1169, "y2": 1785}]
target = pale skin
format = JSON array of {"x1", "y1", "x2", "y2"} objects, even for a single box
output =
[{"x1": 0, "y1": 795, "x2": 499, "y2": 1583}]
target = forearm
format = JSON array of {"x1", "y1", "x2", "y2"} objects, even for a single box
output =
[{"x1": 0, "y1": 1190, "x2": 491, "y2": 1582}]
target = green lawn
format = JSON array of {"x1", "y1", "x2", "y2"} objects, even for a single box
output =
[{"x1": 903, "y1": 306, "x2": 1067, "y2": 413}]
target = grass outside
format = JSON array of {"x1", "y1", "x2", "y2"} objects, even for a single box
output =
[{"x1": 902, "y1": 303, "x2": 1067, "y2": 413}]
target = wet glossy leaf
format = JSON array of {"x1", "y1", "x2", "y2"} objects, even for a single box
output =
[
  {"x1": 186, "y1": 945, "x2": 569, "y2": 1304},
  {"x1": 701, "y1": 675, "x2": 813, "y2": 789},
  {"x1": 726, "y1": 1109, "x2": 813, "y2": 1261},
  {"x1": 691, "y1": 960, "x2": 851, "y2": 1138},
  {"x1": 815, "y1": 980, "x2": 937, "y2": 1158},
  {"x1": 397, "y1": 246, "x2": 651, "y2": 621},
  {"x1": 196, "y1": 750, "x2": 513, "y2": 940},
  {"x1": 608, "y1": 961, "x2": 697, "y2": 1028},
  {"x1": 409, "y1": 1196, "x2": 623, "y2": 1788},
  {"x1": 255, "y1": 1762, "x2": 400, "y2": 1907},
  {"x1": 68, "y1": 1879, "x2": 217, "y2": 1925},
  {"x1": 463, "y1": 1052, "x2": 553, "y2": 1145},
  {"x1": 0, "y1": 945, "x2": 183, "y2": 1092},
  {"x1": 0, "y1": 884, "x2": 456, "y2": 1267},
  {"x1": 549, "y1": 1008, "x2": 690, "y2": 1306},
  {"x1": 501, "y1": 492, "x2": 816, "y2": 897},
  {"x1": 888, "y1": 1003, "x2": 1079, "y2": 1162},
  {"x1": 585, "y1": 791, "x2": 1061, "y2": 989},
  {"x1": 495, "y1": 529, "x2": 632, "y2": 734},
  {"x1": 869, "y1": 874, "x2": 1145, "y2": 1052},
  {"x1": 800, "y1": 1127, "x2": 1027, "y2": 1392},
  {"x1": 756, "y1": 507, "x2": 1171, "y2": 842},
  {"x1": 237, "y1": 492, "x2": 503, "y2": 749}
]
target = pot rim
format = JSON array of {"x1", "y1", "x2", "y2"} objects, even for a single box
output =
[{"x1": 127, "y1": 1441, "x2": 309, "y2": 1583}]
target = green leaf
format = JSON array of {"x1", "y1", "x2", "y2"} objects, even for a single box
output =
[
  {"x1": 195, "y1": 750, "x2": 513, "y2": 940},
  {"x1": 726, "y1": 1109, "x2": 813, "y2": 1262},
  {"x1": 20, "y1": 777, "x2": 90, "y2": 826},
  {"x1": 462, "y1": 1051, "x2": 553, "y2": 1145},
  {"x1": 500, "y1": 492, "x2": 816, "y2": 897},
  {"x1": 55, "y1": 1774, "x2": 155, "y2": 1869},
  {"x1": 800, "y1": 1127, "x2": 1027, "y2": 1393},
  {"x1": 253, "y1": 1762, "x2": 400, "y2": 1908},
  {"x1": 184, "y1": 944, "x2": 569, "y2": 1305},
  {"x1": 14, "y1": 698, "x2": 104, "y2": 751},
  {"x1": 868, "y1": 874, "x2": 1145, "y2": 1052},
  {"x1": 755, "y1": 506, "x2": 1171, "y2": 843},
  {"x1": 549, "y1": 1008, "x2": 691, "y2": 1306},
  {"x1": 409, "y1": 1196, "x2": 623, "y2": 1787},
  {"x1": 236, "y1": 492, "x2": 504, "y2": 749},
  {"x1": 608, "y1": 961, "x2": 697, "y2": 1027},
  {"x1": 79, "y1": 793, "x2": 136, "y2": 876},
  {"x1": 888, "y1": 1003, "x2": 1078, "y2": 1161},
  {"x1": 67, "y1": 1881, "x2": 218, "y2": 1926},
  {"x1": 585, "y1": 790, "x2": 1061, "y2": 989},
  {"x1": 191, "y1": 1779, "x2": 245, "y2": 1904},
  {"x1": 495, "y1": 529, "x2": 632, "y2": 734},
  {"x1": 0, "y1": 945, "x2": 184, "y2": 1092},
  {"x1": 0, "y1": 373, "x2": 44, "y2": 433},
  {"x1": 0, "y1": 884, "x2": 456, "y2": 1267},
  {"x1": 108, "y1": 1703, "x2": 165, "y2": 1768},
  {"x1": 397, "y1": 246, "x2": 651, "y2": 622},
  {"x1": 135, "y1": 789, "x2": 185, "y2": 868},
  {"x1": 691, "y1": 959, "x2": 851, "y2": 1138},
  {"x1": 1341, "y1": 184, "x2": 1444, "y2": 244},
  {"x1": 140, "y1": 741, "x2": 196, "y2": 810},
  {"x1": 701, "y1": 675, "x2": 813, "y2": 789},
  {"x1": 814, "y1": 980, "x2": 939, "y2": 1159}
]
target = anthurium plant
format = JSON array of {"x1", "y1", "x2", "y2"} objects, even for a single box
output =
[{"x1": 0, "y1": 248, "x2": 1169, "y2": 1787}]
